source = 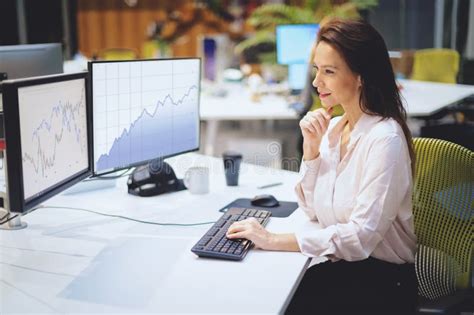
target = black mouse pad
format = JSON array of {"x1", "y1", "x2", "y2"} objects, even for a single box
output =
[{"x1": 218, "y1": 198, "x2": 299, "y2": 218}]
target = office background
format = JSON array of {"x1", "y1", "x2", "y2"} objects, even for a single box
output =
[
  {"x1": 0, "y1": 1, "x2": 472, "y2": 314},
  {"x1": 2, "y1": 0, "x2": 474, "y2": 169}
]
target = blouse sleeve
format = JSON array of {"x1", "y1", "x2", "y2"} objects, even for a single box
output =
[
  {"x1": 294, "y1": 157, "x2": 322, "y2": 221},
  {"x1": 295, "y1": 134, "x2": 412, "y2": 261}
]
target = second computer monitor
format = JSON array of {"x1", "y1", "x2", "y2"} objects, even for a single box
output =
[
  {"x1": 2, "y1": 72, "x2": 91, "y2": 213},
  {"x1": 89, "y1": 58, "x2": 201, "y2": 175},
  {"x1": 0, "y1": 43, "x2": 63, "y2": 81}
]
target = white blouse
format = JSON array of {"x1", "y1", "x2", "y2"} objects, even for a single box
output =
[{"x1": 294, "y1": 113, "x2": 417, "y2": 264}]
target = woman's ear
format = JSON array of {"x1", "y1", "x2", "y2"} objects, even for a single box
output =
[{"x1": 357, "y1": 75, "x2": 362, "y2": 88}]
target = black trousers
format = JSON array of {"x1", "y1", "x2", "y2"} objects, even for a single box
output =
[{"x1": 285, "y1": 257, "x2": 417, "y2": 315}]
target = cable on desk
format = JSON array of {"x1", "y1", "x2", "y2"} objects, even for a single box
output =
[
  {"x1": 0, "y1": 214, "x2": 17, "y2": 225},
  {"x1": 0, "y1": 206, "x2": 47, "y2": 225},
  {"x1": 0, "y1": 212, "x2": 9, "y2": 221},
  {"x1": 84, "y1": 168, "x2": 133, "y2": 181},
  {"x1": 38, "y1": 205, "x2": 216, "y2": 227}
]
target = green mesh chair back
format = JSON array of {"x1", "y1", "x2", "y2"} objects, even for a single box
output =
[{"x1": 412, "y1": 138, "x2": 473, "y2": 300}]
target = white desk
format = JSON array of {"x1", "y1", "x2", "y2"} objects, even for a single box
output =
[
  {"x1": 399, "y1": 79, "x2": 474, "y2": 117},
  {"x1": 200, "y1": 83, "x2": 299, "y2": 155},
  {"x1": 0, "y1": 153, "x2": 318, "y2": 314}
]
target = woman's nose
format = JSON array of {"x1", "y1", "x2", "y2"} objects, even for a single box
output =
[{"x1": 312, "y1": 73, "x2": 322, "y2": 88}]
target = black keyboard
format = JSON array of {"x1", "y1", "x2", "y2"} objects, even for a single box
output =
[{"x1": 191, "y1": 207, "x2": 272, "y2": 261}]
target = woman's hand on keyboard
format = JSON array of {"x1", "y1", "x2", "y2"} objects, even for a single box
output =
[
  {"x1": 226, "y1": 218, "x2": 275, "y2": 250},
  {"x1": 227, "y1": 218, "x2": 301, "y2": 252}
]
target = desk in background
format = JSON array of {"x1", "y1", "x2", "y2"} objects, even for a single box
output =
[
  {"x1": 0, "y1": 153, "x2": 321, "y2": 314},
  {"x1": 399, "y1": 79, "x2": 474, "y2": 117},
  {"x1": 199, "y1": 80, "x2": 474, "y2": 156},
  {"x1": 200, "y1": 82, "x2": 299, "y2": 156}
]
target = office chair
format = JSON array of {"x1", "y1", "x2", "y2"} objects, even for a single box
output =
[
  {"x1": 412, "y1": 137, "x2": 473, "y2": 314},
  {"x1": 98, "y1": 48, "x2": 138, "y2": 60},
  {"x1": 411, "y1": 49, "x2": 460, "y2": 84}
]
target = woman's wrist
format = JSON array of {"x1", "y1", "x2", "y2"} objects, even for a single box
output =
[
  {"x1": 266, "y1": 233, "x2": 300, "y2": 252},
  {"x1": 303, "y1": 140, "x2": 321, "y2": 161}
]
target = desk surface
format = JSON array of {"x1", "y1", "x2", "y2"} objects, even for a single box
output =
[
  {"x1": 399, "y1": 79, "x2": 474, "y2": 117},
  {"x1": 0, "y1": 154, "x2": 315, "y2": 314}
]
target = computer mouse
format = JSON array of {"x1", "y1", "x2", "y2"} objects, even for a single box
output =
[{"x1": 250, "y1": 194, "x2": 280, "y2": 208}]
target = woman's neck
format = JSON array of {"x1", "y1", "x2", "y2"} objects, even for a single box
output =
[{"x1": 343, "y1": 105, "x2": 364, "y2": 131}]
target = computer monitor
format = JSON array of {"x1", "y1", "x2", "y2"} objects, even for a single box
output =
[
  {"x1": 276, "y1": 24, "x2": 319, "y2": 92},
  {"x1": 276, "y1": 24, "x2": 319, "y2": 65},
  {"x1": 89, "y1": 58, "x2": 201, "y2": 176},
  {"x1": 0, "y1": 43, "x2": 63, "y2": 80},
  {"x1": 1, "y1": 72, "x2": 92, "y2": 213},
  {"x1": 288, "y1": 63, "x2": 310, "y2": 91}
]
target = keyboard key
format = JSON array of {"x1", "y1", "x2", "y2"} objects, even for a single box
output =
[
  {"x1": 206, "y1": 228, "x2": 219, "y2": 237},
  {"x1": 198, "y1": 237, "x2": 211, "y2": 247},
  {"x1": 247, "y1": 209, "x2": 257, "y2": 216},
  {"x1": 216, "y1": 220, "x2": 227, "y2": 228}
]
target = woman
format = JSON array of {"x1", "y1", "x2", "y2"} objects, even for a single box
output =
[{"x1": 227, "y1": 19, "x2": 417, "y2": 314}]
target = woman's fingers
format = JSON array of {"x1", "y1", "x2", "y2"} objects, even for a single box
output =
[
  {"x1": 226, "y1": 218, "x2": 259, "y2": 238},
  {"x1": 227, "y1": 222, "x2": 244, "y2": 235},
  {"x1": 306, "y1": 111, "x2": 329, "y2": 136},
  {"x1": 313, "y1": 112, "x2": 328, "y2": 133},
  {"x1": 226, "y1": 230, "x2": 246, "y2": 239},
  {"x1": 300, "y1": 119, "x2": 317, "y2": 134}
]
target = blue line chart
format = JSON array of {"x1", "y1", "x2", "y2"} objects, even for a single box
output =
[
  {"x1": 22, "y1": 89, "x2": 86, "y2": 177},
  {"x1": 95, "y1": 85, "x2": 198, "y2": 171}
]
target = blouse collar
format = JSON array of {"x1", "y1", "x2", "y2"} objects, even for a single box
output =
[{"x1": 328, "y1": 112, "x2": 383, "y2": 150}]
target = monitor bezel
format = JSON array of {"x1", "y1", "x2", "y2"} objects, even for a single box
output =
[
  {"x1": 2, "y1": 72, "x2": 93, "y2": 213},
  {"x1": 0, "y1": 43, "x2": 64, "y2": 80},
  {"x1": 276, "y1": 23, "x2": 319, "y2": 65},
  {"x1": 88, "y1": 57, "x2": 201, "y2": 177}
]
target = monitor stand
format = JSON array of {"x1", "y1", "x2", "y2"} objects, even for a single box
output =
[
  {"x1": 0, "y1": 199, "x2": 27, "y2": 230},
  {"x1": 0, "y1": 169, "x2": 27, "y2": 230},
  {"x1": 0, "y1": 210, "x2": 27, "y2": 230},
  {"x1": 127, "y1": 159, "x2": 186, "y2": 197}
]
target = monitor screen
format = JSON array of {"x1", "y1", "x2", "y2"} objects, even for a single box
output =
[
  {"x1": 0, "y1": 43, "x2": 63, "y2": 80},
  {"x1": 276, "y1": 24, "x2": 319, "y2": 65},
  {"x1": 288, "y1": 63, "x2": 309, "y2": 91},
  {"x1": 89, "y1": 58, "x2": 201, "y2": 175},
  {"x1": 1, "y1": 72, "x2": 92, "y2": 213}
]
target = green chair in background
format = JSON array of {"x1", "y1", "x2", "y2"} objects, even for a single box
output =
[
  {"x1": 98, "y1": 48, "x2": 138, "y2": 60},
  {"x1": 411, "y1": 49, "x2": 460, "y2": 84},
  {"x1": 309, "y1": 96, "x2": 344, "y2": 117},
  {"x1": 412, "y1": 137, "x2": 473, "y2": 314}
]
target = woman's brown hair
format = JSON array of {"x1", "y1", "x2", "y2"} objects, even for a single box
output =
[{"x1": 316, "y1": 18, "x2": 415, "y2": 174}]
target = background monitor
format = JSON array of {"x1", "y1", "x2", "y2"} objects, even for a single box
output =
[
  {"x1": 276, "y1": 24, "x2": 319, "y2": 65},
  {"x1": 288, "y1": 63, "x2": 310, "y2": 91},
  {"x1": 0, "y1": 43, "x2": 64, "y2": 139},
  {"x1": 1, "y1": 72, "x2": 92, "y2": 213},
  {"x1": 276, "y1": 24, "x2": 319, "y2": 93},
  {"x1": 0, "y1": 43, "x2": 64, "y2": 80},
  {"x1": 89, "y1": 58, "x2": 201, "y2": 175}
]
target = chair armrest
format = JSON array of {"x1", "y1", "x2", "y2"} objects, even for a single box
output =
[{"x1": 417, "y1": 290, "x2": 473, "y2": 314}]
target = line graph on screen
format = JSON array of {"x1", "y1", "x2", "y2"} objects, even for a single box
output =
[
  {"x1": 92, "y1": 59, "x2": 200, "y2": 173},
  {"x1": 18, "y1": 79, "x2": 88, "y2": 199}
]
